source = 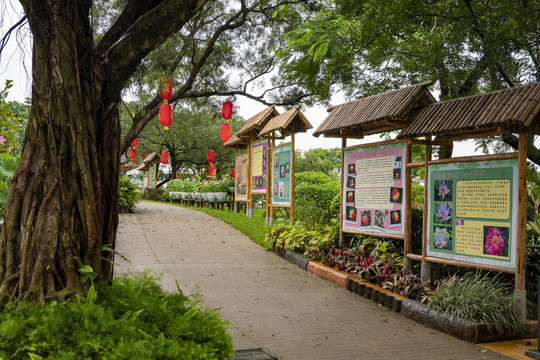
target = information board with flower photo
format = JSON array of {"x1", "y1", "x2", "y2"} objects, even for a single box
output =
[
  {"x1": 235, "y1": 152, "x2": 248, "y2": 201},
  {"x1": 342, "y1": 142, "x2": 406, "y2": 236},
  {"x1": 272, "y1": 143, "x2": 292, "y2": 206},
  {"x1": 427, "y1": 159, "x2": 518, "y2": 269}
]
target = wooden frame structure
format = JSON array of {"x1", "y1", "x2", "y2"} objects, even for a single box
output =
[
  {"x1": 258, "y1": 106, "x2": 313, "y2": 224},
  {"x1": 225, "y1": 106, "x2": 279, "y2": 218},
  {"x1": 315, "y1": 81, "x2": 540, "y2": 318},
  {"x1": 136, "y1": 152, "x2": 162, "y2": 188}
]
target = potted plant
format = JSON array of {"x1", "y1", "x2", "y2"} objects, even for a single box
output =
[
  {"x1": 167, "y1": 179, "x2": 183, "y2": 200},
  {"x1": 215, "y1": 179, "x2": 229, "y2": 201}
]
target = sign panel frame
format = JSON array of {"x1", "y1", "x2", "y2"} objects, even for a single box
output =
[
  {"x1": 342, "y1": 142, "x2": 407, "y2": 237},
  {"x1": 426, "y1": 159, "x2": 518, "y2": 269},
  {"x1": 235, "y1": 152, "x2": 248, "y2": 201},
  {"x1": 271, "y1": 142, "x2": 292, "y2": 207},
  {"x1": 251, "y1": 140, "x2": 268, "y2": 194}
]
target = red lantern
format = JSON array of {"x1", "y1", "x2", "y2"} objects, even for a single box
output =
[
  {"x1": 222, "y1": 101, "x2": 233, "y2": 120},
  {"x1": 159, "y1": 77, "x2": 172, "y2": 101},
  {"x1": 209, "y1": 164, "x2": 216, "y2": 177},
  {"x1": 220, "y1": 123, "x2": 232, "y2": 143},
  {"x1": 232, "y1": 167, "x2": 236, "y2": 179},
  {"x1": 129, "y1": 147, "x2": 136, "y2": 160},
  {"x1": 131, "y1": 137, "x2": 138, "y2": 147},
  {"x1": 207, "y1": 149, "x2": 215, "y2": 163},
  {"x1": 159, "y1": 103, "x2": 172, "y2": 130},
  {"x1": 160, "y1": 151, "x2": 168, "y2": 164}
]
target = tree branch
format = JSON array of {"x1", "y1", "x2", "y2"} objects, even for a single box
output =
[
  {"x1": 102, "y1": 0, "x2": 207, "y2": 101},
  {"x1": 501, "y1": 134, "x2": 540, "y2": 166}
]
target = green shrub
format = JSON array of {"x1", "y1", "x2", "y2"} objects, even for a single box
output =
[
  {"x1": 119, "y1": 175, "x2": 139, "y2": 211},
  {"x1": 265, "y1": 222, "x2": 335, "y2": 254},
  {"x1": 427, "y1": 271, "x2": 522, "y2": 332},
  {"x1": 294, "y1": 171, "x2": 339, "y2": 227},
  {"x1": 0, "y1": 273, "x2": 234, "y2": 359}
]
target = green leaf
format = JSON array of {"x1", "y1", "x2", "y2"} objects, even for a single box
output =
[{"x1": 28, "y1": 353, "x2": 44, "y2": 360}]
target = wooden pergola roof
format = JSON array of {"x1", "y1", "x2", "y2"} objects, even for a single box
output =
[
  {"x1": 258, "y1": 106, "x2": 312, "y2": 138},
  {"x1": 223, "y1": 132, "x2": 249, "y2": 149},
  {"x1": 314, "y1": 81, "x2": 436, "y2": 138},
  {"x1": 236, "y1": 105, "x2": 280, "y2": 137},
  {"x1": 136, "y1": 152, "x2": 161, "y2": 172},
  {"x1": 398, "y1": 82, "x2": 540, "y2": 141}
]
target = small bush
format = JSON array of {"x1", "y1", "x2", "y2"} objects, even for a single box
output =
[
  {"x1": 294, "y1": 171, "x2": 339, "y2": 227},
  {"x1": 265, "y1": 222, "x2": 335, "y2": 254},
  {"x1": 427, "y1": 271, "x2": 522, "y2": 332},
  {"x1": 0, "y1": 273, "x2": 234, "y2": 359},
  {"x1": 119, "y1": 175, "x2": 139, "y2": 211}
]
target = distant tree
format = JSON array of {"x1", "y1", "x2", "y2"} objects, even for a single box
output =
[{"x1": 295, "y1": 148, "x2": 341, "y2": 178}]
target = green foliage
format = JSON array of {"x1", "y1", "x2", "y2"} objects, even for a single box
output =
[
  {"x1": 0, "y1": 80, "x2": 26, "y2": 155},
  {"x1": 294, "y1": 171, "x2": 340, "y2": 227},
  {"x1": 428, "y1": 271, "x2": 522, "y2": 332},
  {"x1": 0, "y1": 273, "x2": 234, "y2": 359},
  {"x1": 295, "y1": 148, "x2": 341, "y2": 178},
  {"x1": 0, "y1": 153, "x2": 20, "y2": 213},
  {"x1": 119, "y1": 175, "x2": 140, "y2": 211},
  {"x1": 265, "y1": 222, "x2": 335, "y2": 254}
]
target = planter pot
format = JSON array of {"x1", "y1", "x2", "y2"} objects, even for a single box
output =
[
  {"x1": 201, "y1": 193, "x2": 209, "y2": 201},
  {"x1": 192, "y1": 192, "x2": 201, "y2": 201},
  {"x1": 183, "y1": 192, "x2": 192, "y2": 200},
  {"x1": 206, "y1": 193, "x2": 216, "y2": 202},
  {"x1": 228, "y1": 186, "x2": 235, "y2": 194},
  {"x1": 169, "y1": 191, "x2": 182, "y2": 200},
  {"x1": 215, "y1": 192, "x2": 227, "y2": 202}
]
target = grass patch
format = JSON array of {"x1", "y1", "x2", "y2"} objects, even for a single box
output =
[
  {"x1": 0, "y1": 273, "x2": 234, "y2": 360},
  {"x1": 154, "y1": 200, "x2": 273, "y2": 250}
]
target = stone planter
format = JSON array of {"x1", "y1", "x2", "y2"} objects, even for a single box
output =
[
  {"x1": 401, "y1": 299, "x2": 537, "y2": 343},
  {"x1": 169, "y1": 191, "x2": 182, "y2": 200},
  {"x1": 215, "y1": 192, "x2": 228, "y2": 202},
  {"x1": 206, "y1": 193, "x2": 216, "y2": 202},
  {"x1": 192, "y1": 192, "x2": 201, "y2": 201}
]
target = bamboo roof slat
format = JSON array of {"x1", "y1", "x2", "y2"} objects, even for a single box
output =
[
  {"x1": 398, "y1": 82, "x2": 540, "y2": 139},
  {"x1": 236, "y1": 105, "x2": 280, "y2": 137},
  {"x1": 258, "y1": 106, "x2": 313, "y2": 137},
  {"x1": 314, "y1": 81, "x2": 436, "y2": 137}
]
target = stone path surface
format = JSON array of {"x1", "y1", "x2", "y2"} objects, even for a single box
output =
[{"x1": 115, "y1": 201, "x2": 512, "y2": 360}]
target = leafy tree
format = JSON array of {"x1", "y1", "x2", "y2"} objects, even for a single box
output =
[
  {"x1": 124, "y1": 100, "x2": 242, "y2": 185},
  {"x1": 295, "y1": 147, "x2": 340, "y2": 178},
  {"x1": 276, "y1": 0, "x2": 540, "y2": 162},
  {"x1": 0, "y1": 80, "x2": 26, "y2": 155},
  {"x1": 0, "y1": 0, "x2": 315, "y2": 304}
]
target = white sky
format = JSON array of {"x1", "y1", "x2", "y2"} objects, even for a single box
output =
[{"x1": 0, "y1": 2, "x2": 482, "y2": 156}]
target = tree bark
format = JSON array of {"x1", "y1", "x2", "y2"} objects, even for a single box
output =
[{"x1": 0, "y1": 0, "x2": 205, "y2": 304}]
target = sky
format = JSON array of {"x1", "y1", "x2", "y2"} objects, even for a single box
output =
[{"x1": 0, "y1": 2, "x2": 481, "y2": 156}]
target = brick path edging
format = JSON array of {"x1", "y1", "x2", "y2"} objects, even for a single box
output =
[{"x1": 274, "y1": 245, "x2": 537, "y2": 343}]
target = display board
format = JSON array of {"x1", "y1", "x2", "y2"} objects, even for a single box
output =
[
  {"x1": 235, "y1": 152, "x2": 248, "y2": 201},
  {"x1": 272, "y1": 143, "x2": 292, "y2": 206},
  {"x1": 342, "y1": 142, "x2": 406, "y2": 236},
  {"x1": 251, "y1": 140, "x2": 268, "y2": 194},
  {"x1": 427, "y1": 159, "x2": 518, "y2": 269}
]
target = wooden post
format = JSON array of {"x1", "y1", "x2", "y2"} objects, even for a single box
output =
[
  {"x1": 266, "y1": 138, "x2": 271, "y2": 225},
  {"x1": 404, "y1": 140, "x2": 413, "y2": 272},
  {"x1": 515, "y1": 133, "x2": 528, "y2": 320},
  {"x1": 421, "y1": 137, "x2": 432, "y2": 281},
  {"x1": 339, "y1": 137, "x2": 347, "y2": 247},
  {"x1": 247, "y1": 138, "x2": 253, "y2": 218},
  {"x1": 269, "y1": 135, "x2": 275, "y2": 225},
  {"x1": 290, "y1": 133, "x2": 295, "y2": 222}
]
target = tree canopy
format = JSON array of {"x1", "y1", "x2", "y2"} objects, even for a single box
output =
[{"x1": 276, "y1": 0, "x2": 540, "y2": 161}]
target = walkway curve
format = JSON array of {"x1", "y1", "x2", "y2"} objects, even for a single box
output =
[{"x1": 115, "y1": 201, "x2": 510, "y2": 360}]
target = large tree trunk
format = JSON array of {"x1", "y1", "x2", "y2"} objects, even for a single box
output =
[{"x1": 0, "y1": 1, "x2": 119, "y2": 304}]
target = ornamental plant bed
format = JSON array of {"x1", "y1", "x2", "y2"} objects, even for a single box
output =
[{"x1": 401, "y1": 299, "x2": 537, "y2": 343}]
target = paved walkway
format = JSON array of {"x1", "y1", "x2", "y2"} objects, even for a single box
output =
[{"x1": 115, "y1": 202, "x2": 512, "y2": 360}]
